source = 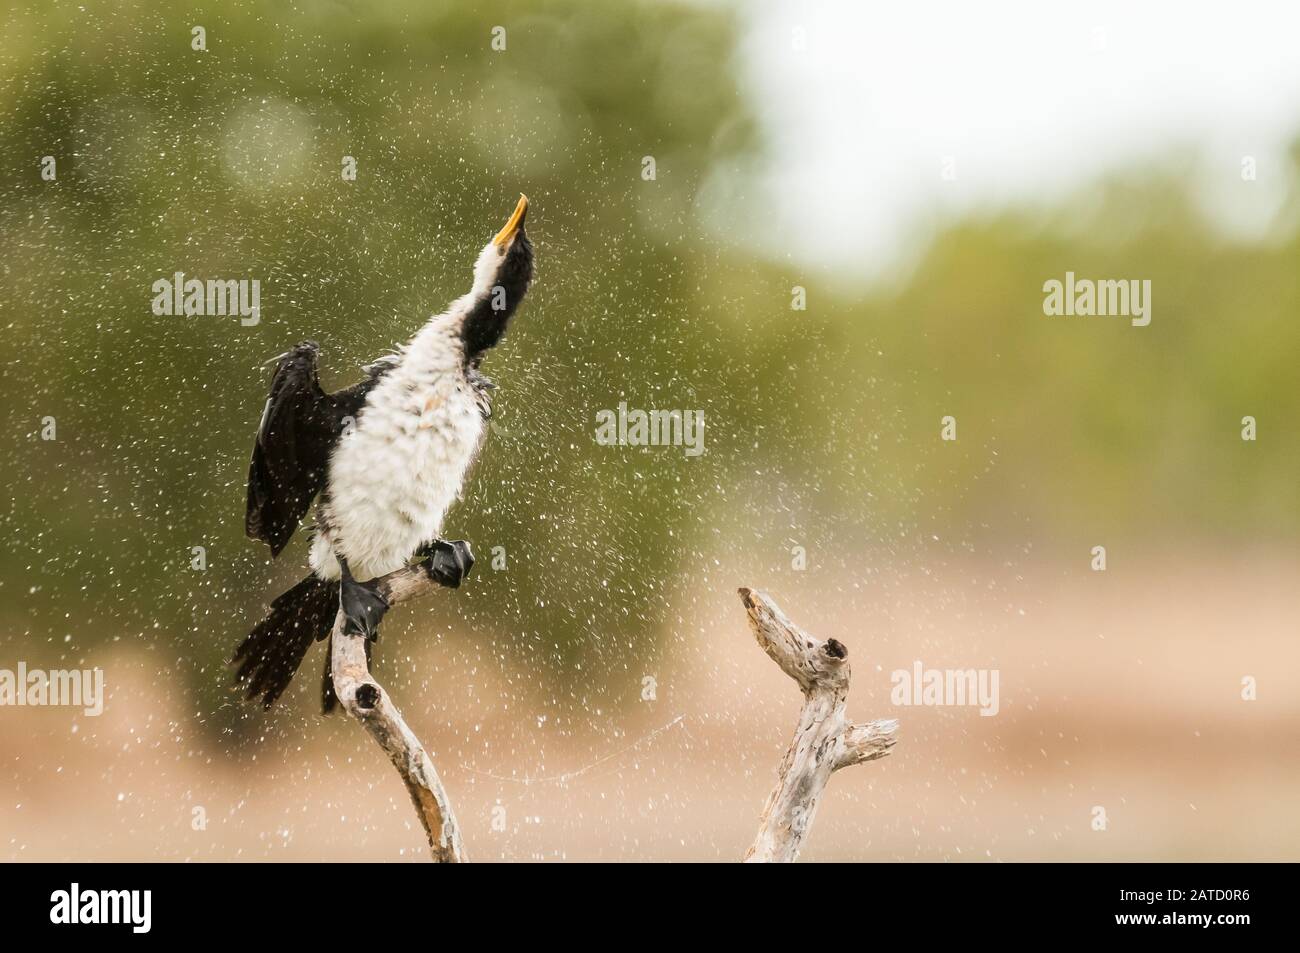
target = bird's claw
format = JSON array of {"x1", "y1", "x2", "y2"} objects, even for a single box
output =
[
  {"x1": 340, "y1": 576, "x2": 389, "y2": 640},
  {"x1": 419, "y1": 539, "x2": 475, "y2": 589}
]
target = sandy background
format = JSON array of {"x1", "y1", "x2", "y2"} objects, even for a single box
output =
[{"x1": 5, "y1": 546, "x2": 1295, "y2": 862}]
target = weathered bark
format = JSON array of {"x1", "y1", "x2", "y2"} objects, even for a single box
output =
[
  {"x1": 738, "y1": 587, "x2": 898, "y2": 863},
  {"x1": 328, "y1": 575, "x2": 894, "y2": 864},
  {"x1": 329, "y1": 559, "x2": 466, "y2": 862}
]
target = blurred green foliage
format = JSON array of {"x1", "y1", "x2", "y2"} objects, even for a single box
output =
[{"x1": 1, "y1": 0, "x2": 1296, "y2": 731}]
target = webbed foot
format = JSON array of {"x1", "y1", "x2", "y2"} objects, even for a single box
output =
[
  {"x1": 418, "y1": 539, "x2": 475, "y2": 589},
  {"x1": 339, "y1": 558, "x2": 389, "y2": 640}
]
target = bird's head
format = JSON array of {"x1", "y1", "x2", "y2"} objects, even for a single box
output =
[{"x1": 462, "y1": 194, "x2": 534, "y2": 359}]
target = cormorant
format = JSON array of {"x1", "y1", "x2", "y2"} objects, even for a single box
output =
[{"x1": 232, "y1": 195, "x2": 534, "y2": 710}]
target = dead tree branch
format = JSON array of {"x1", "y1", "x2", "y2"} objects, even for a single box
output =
[
  {"x1": 738, "y1": 587, "x2": 898, "y2": 863},
  {"x1": 329, "y1": 559, "x2": 466, "y2": 863},
  {"x1": 328, "y1": 577, "x2": 894, "y2": 864}
]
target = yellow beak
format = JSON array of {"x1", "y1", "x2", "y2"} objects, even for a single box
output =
[{"x1": 492, "y1": 194, "x2": 529, "y2": 247}]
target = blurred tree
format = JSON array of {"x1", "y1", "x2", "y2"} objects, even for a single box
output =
[{"x1": 0, "y1": 0, "x2": 1295, "y2": 738}]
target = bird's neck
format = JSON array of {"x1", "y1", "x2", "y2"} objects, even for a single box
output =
[
  {"x1": 402, "y1": 264, "x2": 496, "y2": 376},
  {"x1": 459, "y1": 282, "x2": 523, "y2": 359},
  {"x1": 459, "y1": 243, "x2": 529, "y2": 360},
  {"x1": 403, "y1": 311, "x2": 467, "y2": 379},
  {"x1": 403, "y1": 245, "x2": 527, "y2": 374}
]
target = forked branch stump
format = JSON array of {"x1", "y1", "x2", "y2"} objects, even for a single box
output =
[
  {"x1": 329, "y1": 578, "x2": 896, "y2": 862},
  {"x1": 738, "y1": 587, "x2": 898, "y2": 862}
]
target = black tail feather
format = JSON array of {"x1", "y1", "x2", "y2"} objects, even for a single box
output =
[{"x1": 232, "y1": 575, "x2": 338, "y2": 709}]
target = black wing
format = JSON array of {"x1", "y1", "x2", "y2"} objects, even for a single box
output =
[{"x1": 245, "y1": 341, "x2": 389, "y2": 557}]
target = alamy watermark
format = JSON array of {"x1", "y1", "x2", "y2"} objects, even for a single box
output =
[
  {"x1": 0, "y1": 663, "x2": 104, "y2": 716},
  {"x1": 890, "y1": 660, "x2": 999, "y2": 717},
  {"x1": 594, "y1": 402, "x2": 704, "y2": 457},
  {"x1": 1043, "y1": 271, "x2": 1150, "y2": 327},
  {"x1": 152, "y1": 272, "x2": 261, "y2": 326},
  {"x1": 50, "y1": 883, "x2": 150, "y2": 933}
]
